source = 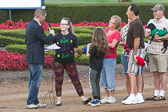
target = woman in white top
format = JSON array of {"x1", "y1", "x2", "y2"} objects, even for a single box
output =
[{"x1": 120, "y1": 19, "x2": 131, "y2": 97}]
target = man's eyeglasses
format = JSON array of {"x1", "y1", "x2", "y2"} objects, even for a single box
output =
[{"x1": 60, "y1": 23, "x2": 69, "y2": 25}]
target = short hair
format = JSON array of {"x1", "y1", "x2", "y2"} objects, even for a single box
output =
[
  {"x1": 111, "y1": 15, "x2": 122, "y2": 29},
  {"x1": 34, "y1": 9, "x2": 46, "y2": 18},
  {"x1": 130, "y1": 4, "x2": 139, "y2": 16}
]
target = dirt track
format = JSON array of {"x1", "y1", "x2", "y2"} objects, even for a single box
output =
[{"x1": 0, "y1": 65, "x2": 168, "y2": 112}]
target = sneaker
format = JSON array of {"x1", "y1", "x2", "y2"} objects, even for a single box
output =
[
  {"x1": 122, "y1": 95, "x2": 137, "y2": 105},
  {"x1": 123, "y1": 96, "x2": 129, "y2": 100},
  {"x1": 145, "y1": 96, "x2": 157, "y2": 101},
  {"x1": 36, "y1": 103, "x2": 47, "y2": 108},
  {"x1": 154, "y1": 96, "x2": 166, "y2": 101},
  {"x1": 26, "y1": 104, "x2": 38, "y2": 109},
  {"x1": 100, "y1": 96, "x2": 109, "y2": 104},
  {"x1": 90, "y1": 99, "x2": 101, "y2": 106},
  {"x1": 107, "y1": 96, "x2": 116, "y2": 104},
  {"x1": 82, "y1": 97, "x2": 92, "y2": 104},
  {"x1": 136, "y1": 95, "x2": 144, "y2": 104}
]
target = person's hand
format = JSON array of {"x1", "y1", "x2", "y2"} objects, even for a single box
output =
[
  {"x1": 127, "y1": 56, "x2": 129, "y2": 62},
  {"x1": 119, "y1": 41, "x2": 125, "y2": 46},
  {"x1": 49, "y1": 29, "x2": 55, "y2": 35},
  {"x1": 153, "y1": 34, "x2": 161, "y2": 42},
  {"x1": 133, "y1": 55, "x2": 137, "y2": 62}
]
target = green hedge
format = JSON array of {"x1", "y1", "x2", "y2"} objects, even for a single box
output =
[
  {"x1": 0, "y1": 29, "x2": 25, "y2": 39},
  {"x1": 76, "y1": 33, "x2": 92, "y2": 45},
  {"x1": 3, "y1": 3, "x2": 168, "y2": 24},
  {"x1": 0, "y1": 27, "x2": 94, "y2": 47},
  {"x1": 74, "y1": 27, "x2": 93, "y2": 34},
  {"x1": 52, "y1": 27, "x2": 94, "y2": 34},
  {"x1": 0, "y1": 35, "x2": 25, "y2": 46},
  {"x1": 5, "y1": 44, "x2": 26, "y2": 54},
  {"x1": 0, "y1": 10, "x2": 8, "y2": 24},
  {"x1": 5, "y1": 43, "x2": 123, "y2": 65}
]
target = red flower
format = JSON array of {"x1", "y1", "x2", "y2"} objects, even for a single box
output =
[
  {"x1": 136, "y1": 56, "x2": 145, "y2": 67},
  {"x1": 124, "y1": 44, "x2": 130, "y2": 53}
]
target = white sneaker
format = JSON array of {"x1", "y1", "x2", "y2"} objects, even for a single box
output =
[
  {"x1": 26, "y1": 104, "x2": 38, "y2": 109},
  {"x1": 36, "y1": 103, "x2": 47, "y2": 108},
  {"x1": 122, "y1": 95, "x2": 137, "y2": 105},
  {"x1": 136, "y1": 95, "x2": 144, "y2": 104},
  {"x1": 100, "y1": 96, "x2": 109, "y2": 104},
  {"x1": 107, "y1": 96, "x2": 116, "y2": 104}
]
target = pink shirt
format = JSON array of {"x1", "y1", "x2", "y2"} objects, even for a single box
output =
[{"x1": 104, "y1": 28, "x2": 121, "y2": 58}]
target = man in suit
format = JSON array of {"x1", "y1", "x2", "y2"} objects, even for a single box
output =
[{"x1": 25, "y1": 9, "x2": 55, "y2": 109}]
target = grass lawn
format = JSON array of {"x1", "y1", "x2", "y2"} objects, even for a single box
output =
[{"x1": 44, "y1": 0, "x2": 168, "y2": 4}]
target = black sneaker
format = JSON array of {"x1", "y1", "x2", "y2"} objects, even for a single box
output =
[
  {"x1": 82, "y1": 97, "x2": 92, "y2": 104},
  {"x1": 145, "y1": 96, "x2": 157, "y2": 101},
  {"x1": 154, "y1": 96, "x2": 166, "y2": 101}
]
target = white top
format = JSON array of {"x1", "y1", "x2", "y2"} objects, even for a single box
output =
[{"x1": 121, "y1": 24, "x2": 129, "y2": 56}]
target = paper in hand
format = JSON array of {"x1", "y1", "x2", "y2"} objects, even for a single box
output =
[{"x1": 45, "y1": 43, "x2": 60, "y2": 50}]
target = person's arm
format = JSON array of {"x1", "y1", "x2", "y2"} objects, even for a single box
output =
[
  {"x1": 133, "y1": 37, "x2": 140, "y2": 55},
  {"x1": 158, "y1": 33, "x2": 168, "y2": 40},
  {"x1": 35, "y1": 26, "x2": 54, "y2": 44},
  {"x1": 74, "y1": 48, "x2": 78, "y2": 52},
  {"x1": 86, "y1": 43, "x2": 91, "y2": 57},
  {"x1": 132, "y1": 23, "x2": 141, "y2": 62},
  {"x1": 133, "y1": 37, "x2": 140, "y2": 62},
  {"x1": 119, "y1": 28, "x2": 125, "y2": 45},
  {"x1": 108, "y1": 39, "x2": 119, "y2": 48},
  {"x1": 73, "y1": 34, "x2": 79, "y2": 53}
]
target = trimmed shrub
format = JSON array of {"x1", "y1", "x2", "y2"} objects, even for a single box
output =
[
  {"x1": 5, "y1": 44, "x2": 26, "y2": 54},
  {"x1": 0, "y1": 3, "x2": 167, "y2": 24},
  {"x1": 0, "y1": 10, "x2": 8, "y2": 24},
  {"x1": 5, "y1": 43, "x2": 123, "y2": 65},
  {"x1": 0, "y1": 29, "x2": 25, "y2": 39},
  {"x1": 76, "y1": 33, "x2": 92, "y2": 45},
  {"x1": 75, "y1": 53, "x2": 89, "y2": 65},
  {"x1": 75, "y1": 27, "x2": 93, "y2": 34},
  {"x1": 0, "y1": 35, "x2": 25, "y2": 46}
]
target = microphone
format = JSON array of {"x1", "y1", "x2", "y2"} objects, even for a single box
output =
[{"x1": 48, "y1": 23, "x2": 52, "y2": 30}]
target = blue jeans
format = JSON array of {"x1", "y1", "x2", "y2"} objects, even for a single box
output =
[
  {"x1": 100, "y1": 58, "x2": 116, "y2": 91},
  {"x1": 121, "y1": 55, "x2": 128, "y2": 74},
  {"x1": 27, "y1": 64, "x2": 43, "y2": 105}
]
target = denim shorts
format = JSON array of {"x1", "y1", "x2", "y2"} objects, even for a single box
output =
[
  {"x1": 121, "y1": 55, "x2": 128, "y2": 74},
  {"x1": 100, "y1": 58, "x2": 116, "y2": 91}
]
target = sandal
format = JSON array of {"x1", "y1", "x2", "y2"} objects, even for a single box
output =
[
  {"x1": 154, "y1": 96, "x2": 166, "y2": 101},
  {"x1": 145, "y1": 96, "x2": 157, "y2": 101}
]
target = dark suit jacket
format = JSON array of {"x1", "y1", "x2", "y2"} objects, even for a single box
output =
[{"x1": 25, "y1": 19, "x2": 54, "y2": 64}]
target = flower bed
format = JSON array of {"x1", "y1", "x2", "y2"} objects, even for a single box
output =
[
  {"x1": 0, "y1": 20, "x2": 129, "y2": 31},
  {"x1": 0, "y1": 50, "x2": 54, "y2": 71}
]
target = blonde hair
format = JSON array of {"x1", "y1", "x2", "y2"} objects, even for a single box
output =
[
  {"x1": 111, "y1": 15, "x2": 122, "y2": 29},
  {"x1": 61, "y1": 17, "x2": 74, "y2": 34},
  {"x1": 34, "y1": 9, "x2": 46, "y2": 18},
  {"x1": 91, "y1": 28, "x2": 108, "y2": 54}
]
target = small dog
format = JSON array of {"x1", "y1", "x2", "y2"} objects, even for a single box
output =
[{"x1": 146, "y1": 23, "x2": 168, "y2": 53}]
